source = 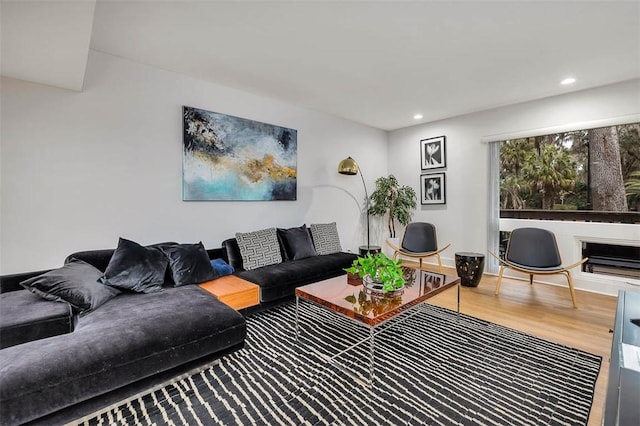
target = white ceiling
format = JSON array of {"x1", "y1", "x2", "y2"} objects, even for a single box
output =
[
  {"x1": 3, "y1": 1, "x2": 640, "y2": 130},
  {"x1": 0, "y1": 0, "x2": 95, "y2": 91}
]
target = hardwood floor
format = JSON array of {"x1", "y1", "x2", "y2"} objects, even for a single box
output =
[{"x1": 422, "y1": 264, "x2": 618, "y2": 426}]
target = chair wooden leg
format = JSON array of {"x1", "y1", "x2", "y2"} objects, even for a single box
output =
[
  {"x1": 436, "y1": 254, "x2": 443, "y2": 273},
  {"x1": 495, "y1": 266, "x2": 505, "y2": 295},
  {"x1": 565, "y1": 272, "x2": 578, "y2": 309}
]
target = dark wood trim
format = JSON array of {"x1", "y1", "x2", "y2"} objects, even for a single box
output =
[{"x1": 500, "y1": 209, "x2": 640, "y2": 224}]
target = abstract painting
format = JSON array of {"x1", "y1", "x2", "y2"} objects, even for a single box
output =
[
  {"x1": 183, "y1": 106, "x2": 297, "y2": 201},
  {"x1": 420, "y1": 136, "x2": 446, "y2": 170},
  {"x1": 421, "y1": 173, "x2": 446, "y2": 205}
]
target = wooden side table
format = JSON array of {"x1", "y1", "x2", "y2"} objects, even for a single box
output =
[{"x1": 199, "y1": 275, "x2": 260, "y2": 310}]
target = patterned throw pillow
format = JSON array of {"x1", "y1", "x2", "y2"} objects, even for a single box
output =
[
  {"x1": 235, "y1": 228, "x2": 283, "y2": 270},
  {"x1": 310, "y1": 222, "x2": 342, "y2": 255}
]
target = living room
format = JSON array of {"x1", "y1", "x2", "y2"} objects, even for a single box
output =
[{"x1": 1, "y1": 1, "x2": 639, "y2": 425}]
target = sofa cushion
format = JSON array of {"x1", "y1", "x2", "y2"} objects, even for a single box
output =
[
  {"x1": 66, "y1": 243, "x2": 178, "y2": 273},
  {"x1": 20, "y1": 259, "x2": 121, "y2": 313},
  {"x1": 278, "y1": 225, "x2": 317, "y2": 261},
  {"x1": 65, "y1": 249, "x2": 114, "y2": 272},
  {"x1": 160, "y1": 242, "x2": 218, "y2": 286},
  {"x1": 0, "y1": 285, "x2": 246, "y2": 425},
  {"x1": 237, "y1": 252, "x2": 358, "y2": 302},
  {"x1": 0, "y1": 290, "x2": 75, "y2": 349},
  {"x1": 100, "y1": 238, "x2": 168, "y2": 293},
  {"x1": 310, "y1": 222, "x2": 342, "y2": 255},
  {"x1": 235, "y1": 228, "x2": 282, "y2": 270}
]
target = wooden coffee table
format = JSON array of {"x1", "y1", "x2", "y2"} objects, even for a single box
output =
[
  {"x1": 295, "y1": 267, "x2": 460, "y2": 385},
  {"x1": 200, "y1": 275, "x2": 260, "y2": 310}
]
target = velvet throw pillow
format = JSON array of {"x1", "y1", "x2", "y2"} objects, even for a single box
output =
[
  {"x1": 160, "y1": 242, "x2": 218, "y2": 286},
  {"x1": 310, "y1": 222, "x2": 342, "y2": 255},
  {"x1": 20, "y1": 258, "x2": 121, "y2": 313},
  {"x1": 235, "y1": 228, "x2": 282, "y2": 270},
  {"x1": 278, "y1": 225, "x2": 317, "y2": 260},
  {"x1": 100, "y1": 238, "x2": 168, "y2": 293},
  {"x1": 210, "y1": 258, "x2": 234, "y2": 276}
]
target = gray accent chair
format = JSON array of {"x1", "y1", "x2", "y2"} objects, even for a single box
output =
[
  {"x1": 386, "y1": 222, "x2": 450, "y2": 273},
  {"x1": 490, "y1": 227, "x2": 587, "y2": 308}
]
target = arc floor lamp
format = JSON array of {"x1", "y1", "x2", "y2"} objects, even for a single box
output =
[{"x1": 337, "y1": 157, "x2": 381, "y2": 256}]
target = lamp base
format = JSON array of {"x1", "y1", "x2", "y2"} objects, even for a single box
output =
[{"x1": 359, "y1": 245, "x2": 382, "y2": 256}]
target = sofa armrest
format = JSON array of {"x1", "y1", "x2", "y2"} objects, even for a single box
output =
[
  {"x1": 206, "y1": 247, "x2": 225, "y2": 261},
  {"x1": 222, "y1": 238, "x2": 245, "y2": 271},
  {"x1": 0, "y1": 270, "x2": 52, "y2": 293}
]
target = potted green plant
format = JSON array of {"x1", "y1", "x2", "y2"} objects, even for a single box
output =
[
  {"x1": 345, "y1": 252, "x2": 405, "y2": 293},
  {"x1": 368, "y1": 175, "x2": 417, "y2": 238}
]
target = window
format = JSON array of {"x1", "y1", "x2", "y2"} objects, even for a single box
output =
[{"x1": 499, "y1": 123, "x2": 639, "y2": 217}]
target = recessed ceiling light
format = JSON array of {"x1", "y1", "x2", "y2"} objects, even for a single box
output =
[
  {"x1": 561, "y1": 77, "x2": 576, "y2": 85},
  {"x1": 413, "y1": 114, "x2": 423, "y2": 120}
]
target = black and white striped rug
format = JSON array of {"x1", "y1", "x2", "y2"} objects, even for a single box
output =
[{"x1": 80, "y1": 302, "x2": 601, "y2": 425}]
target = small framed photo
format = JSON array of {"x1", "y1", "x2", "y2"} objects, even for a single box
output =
[
  {"x1": 421, "y1": 173, "x2": 446, "y2": 205},
  {"x1": 420, "y1": 136, "x2": 446, "y2": 170},
  {"x1": 420, "y1": 271, "x2": 445, "y2": 286},
  {"x1": 417, "y1": 271, "x2": 445, "y2": 294}
]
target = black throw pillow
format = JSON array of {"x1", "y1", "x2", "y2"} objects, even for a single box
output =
[
  {"x1": 21, "y1": 258, "x2": 121, "y2": 313},
  {"x1": 161, "y1": 242, "x2": 218, "y2": 286},
  {"x1": 278, "y1": 225, "x2": 318, "y2": 261},
  {"x1": 100, "y1": 238, "x2": 168, "y2": 293}
]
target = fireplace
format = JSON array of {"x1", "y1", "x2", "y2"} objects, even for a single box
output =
[{"x1": 581, "y1": 242, "x2": 640, "y2": 280}]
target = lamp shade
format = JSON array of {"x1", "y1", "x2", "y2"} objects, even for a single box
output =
[{"x1": 338, "y1": 157, "x2": 358, "y2": 175}]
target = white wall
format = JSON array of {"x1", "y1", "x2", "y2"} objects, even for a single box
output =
[
  {"x1": 0, "y1": 50, "x2": 388, "y2": 273},
  {"x1": 388, "y1": 79, "x2": 640, "y2": 295},
  {"x1": 2, "y1": 50, "x2": 638, "y2": 295}
]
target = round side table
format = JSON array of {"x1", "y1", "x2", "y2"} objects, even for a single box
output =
[{"x1": 455, "y1": 252, "x2": 485, "y2": 287}]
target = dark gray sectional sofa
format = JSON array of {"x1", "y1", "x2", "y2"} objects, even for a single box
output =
[
  {"x1": 222, "y1": 223, "x2": 358, "y2": 304},
  {"x1": 0, "y1": 246, "x2": 247, "y2": 426},
  {"x1": 0, "y1": 224, "x2": 357, "y2": 425},
  {"x1": 223, "y1": 237, "x2": 357, "y2": 303}
]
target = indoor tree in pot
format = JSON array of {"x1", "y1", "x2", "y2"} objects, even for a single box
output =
[{"x1": 368, "y1": 175, "x2": 417, "y2": 240}]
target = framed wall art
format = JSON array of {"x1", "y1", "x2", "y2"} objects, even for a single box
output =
[
  {"x1": 182, "y1": 106, "x2": 297, "y2": 201},
  {"x1": 420, "y1": 136, "x2": 446, "y2": 170},
  {"x1": 421, "y1": 173, "x2": 446, "y2": 205}
]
